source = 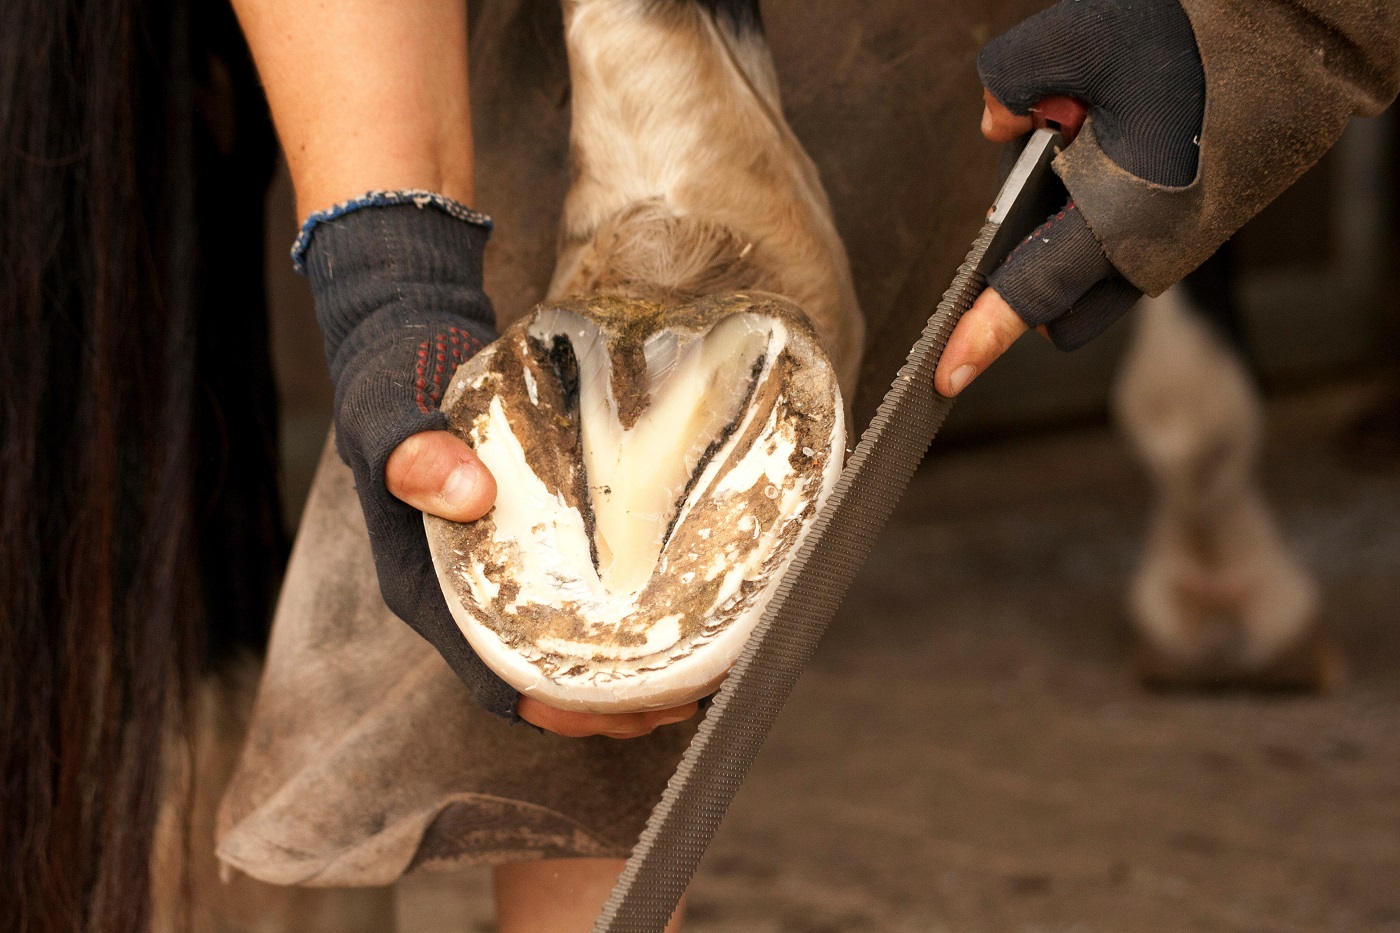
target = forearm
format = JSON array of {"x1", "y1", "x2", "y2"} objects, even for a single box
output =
[{"x1": 231, "y1": 0, "x2": 476, "y2": 218}]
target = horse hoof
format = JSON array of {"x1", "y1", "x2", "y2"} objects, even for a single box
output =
[{"x1": 426, "y1": 293, "x2": 845, "y2": 714}]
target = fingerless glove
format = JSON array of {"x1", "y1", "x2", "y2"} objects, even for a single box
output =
[{"x1": 296, "y1": 191, "x2": 518, "y2": 719}]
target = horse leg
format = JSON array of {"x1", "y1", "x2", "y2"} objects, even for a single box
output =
[
  {"x1": 549, "y1": 0, "x2": 863, "y2": 395},
  {"x1": 1113, "y1": 288, "x2": 1339, "y2": 689},
  {"x1": 477, "y1": 1, "x2": 862, "y2": 929}
]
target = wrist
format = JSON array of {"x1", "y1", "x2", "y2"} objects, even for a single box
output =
[
  {"x1": 295, "y1": 191, "x2": 496, "y2": 385},
  {"x1": 292, "y1": 168, "x2": 476, "y2": 230}
]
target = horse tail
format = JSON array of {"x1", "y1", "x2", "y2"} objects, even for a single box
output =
[{"x1": 0, "y1": 1, "x2": 279, "y2": 929}]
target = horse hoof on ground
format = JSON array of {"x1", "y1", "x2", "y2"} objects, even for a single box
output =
[
  {"x1": 1115, "y1": 287, "x2": 1335, "y2": 693},
  {"x1": 1126, "y1": 502, "x2": 1339, "y2": 692}
]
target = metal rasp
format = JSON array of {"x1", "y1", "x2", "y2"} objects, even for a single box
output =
[{"x1": 593, "y1": 127, "x2": 1067, "y2": 933}]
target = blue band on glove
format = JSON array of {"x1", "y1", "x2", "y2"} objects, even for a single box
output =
[{"x1": 292, "y1": 189, "x2": 494, "y2": 274}]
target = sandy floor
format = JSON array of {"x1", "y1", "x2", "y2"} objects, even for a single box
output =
[{"x1": 396, "y1": 379, "x2": 1400, "y2": 933}]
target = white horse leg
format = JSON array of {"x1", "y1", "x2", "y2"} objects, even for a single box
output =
[{"x1": 1113, "y1": 289, "x2": 1339, "y2": 689}]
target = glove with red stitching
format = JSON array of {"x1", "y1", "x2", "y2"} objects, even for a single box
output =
[
  {"x1": 978, "y1": 0, "x2": 1205, "y2": 349},
  {"x1": 295, "y1": 191, "x2": 518, "y2": 719}
]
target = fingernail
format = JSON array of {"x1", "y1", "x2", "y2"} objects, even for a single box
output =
[
  {"x1": 948, "y1": 364, "x2": 978, "y2": 396},
  {"x1": 440, "y1": 463, "x2": 482, "y2": 510}
]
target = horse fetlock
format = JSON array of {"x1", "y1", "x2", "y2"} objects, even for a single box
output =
[{"x1": 552, "y1": 0, "x2": 862, "y2": 394}]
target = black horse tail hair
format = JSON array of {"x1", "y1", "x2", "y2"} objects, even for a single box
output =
[{"x1": 0, "y1": 0, "x2": 280, "y2": 929}]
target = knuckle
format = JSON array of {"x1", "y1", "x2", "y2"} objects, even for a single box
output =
[
  {"x1": 388, "y1": 434, "x2": 448, "y2": 493},
  {"x1": 992, "y1": 310, "x2": 1027, "y2": 347}
]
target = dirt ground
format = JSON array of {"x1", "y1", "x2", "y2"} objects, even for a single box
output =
[{"x1": 394, "y1": 378, "x2": 1400, "y2": 933}]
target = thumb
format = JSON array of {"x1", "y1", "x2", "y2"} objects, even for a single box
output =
[{"x1": 385, "y1": 429, "x2": 497, "y2": 522}]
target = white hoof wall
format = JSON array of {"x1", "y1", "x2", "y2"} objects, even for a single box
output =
[{"x1": 426, "y1": 293, "x2": 844, "y2": 712}]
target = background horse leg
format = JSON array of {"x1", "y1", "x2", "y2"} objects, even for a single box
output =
[{"x1": 1113, "y1": 282, "x2": 1338, "y2": 689}]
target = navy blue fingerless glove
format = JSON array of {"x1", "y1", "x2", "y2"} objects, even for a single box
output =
[
  {"x1": 978, "y1": 0, "x2": 1205, "y2": 349},
  {"x1": 295, "y1": 191, "x2": 518, "y2": 719}
]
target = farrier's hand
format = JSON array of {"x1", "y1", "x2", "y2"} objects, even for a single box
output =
[
  {"x1": 935, "y1": 0, "x2": 1205, "y2": 397},
  {"x1": 300, "y1": 192, "x2": 521, "y2": 719}
]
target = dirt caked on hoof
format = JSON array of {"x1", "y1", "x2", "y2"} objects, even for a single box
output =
[{"x1": 426, "y1": 292, "x2": 844, "y2": 713}]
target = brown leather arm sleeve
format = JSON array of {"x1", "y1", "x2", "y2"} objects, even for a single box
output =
[{"x1": 1055, "y1": 0, "x2": 1400, "y2": 296}]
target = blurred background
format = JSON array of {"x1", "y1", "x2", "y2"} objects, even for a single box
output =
[{"x1": 253, "y1": 2, "x2": 1400, "y2": 930}]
